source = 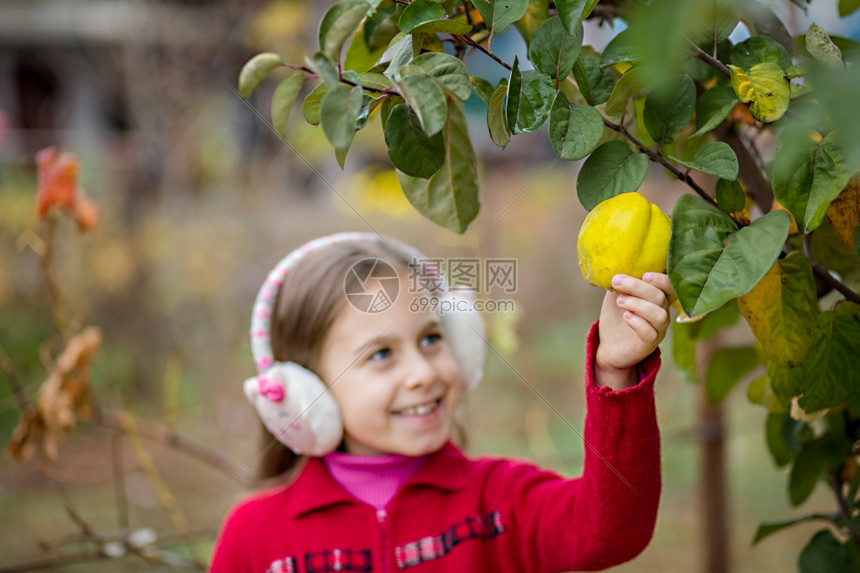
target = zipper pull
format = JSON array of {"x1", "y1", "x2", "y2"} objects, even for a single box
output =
[{"x1": 376, "y1": 509, "x2": 387, "y2": 524}]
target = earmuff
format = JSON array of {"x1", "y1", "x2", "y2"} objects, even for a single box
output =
[{"x1": 243, "y1": 232, "x2": 486, "y2": 456}]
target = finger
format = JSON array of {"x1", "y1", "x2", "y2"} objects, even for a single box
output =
[
  {"x1": 622, "y1": 309, "x2": 660, "y2": 344},
  {"x1": 611, "y1": 274, "x2": 670, "y2": 309},
  {"x1": 642, "y1": 272, "x2": 677, "y2": 306},
  {"x1": 616, "y1": 294, "x2": 670, "y2": 331}
]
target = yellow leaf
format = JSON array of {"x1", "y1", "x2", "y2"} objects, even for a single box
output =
[
  {"x1": 825, "y1": 174, "x2": 860, "y2": 250},
  {"x1": 729, "y1": 63, "x2": 790, "y2": 123},
  {"x1": 737, "y1": 253, "x2": 818, "y2": 367}
]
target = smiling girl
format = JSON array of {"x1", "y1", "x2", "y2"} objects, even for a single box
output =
[{"x1": 211, "y1": 232, "x2": 674, "y2": 573}]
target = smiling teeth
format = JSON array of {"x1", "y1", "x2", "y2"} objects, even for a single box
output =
[{"x1": 398, "y1": 401, "x2": 438, "y2": 416}]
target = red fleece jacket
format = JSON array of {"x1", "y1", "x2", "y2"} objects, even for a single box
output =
[{"x1": 211, "y1": 322, "x2": 662, "y2": 572}]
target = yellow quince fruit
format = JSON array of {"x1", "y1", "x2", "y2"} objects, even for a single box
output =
[{"x1": 577, "y1": 192, "x2": 671, "y2": 290}]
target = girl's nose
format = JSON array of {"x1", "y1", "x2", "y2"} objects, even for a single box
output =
[{"x1": 404, "y1": 351, "x2": 436, "y2": 389}]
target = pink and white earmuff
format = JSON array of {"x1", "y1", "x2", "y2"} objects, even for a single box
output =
[{"x1": 243, "y1": 232, "x2": 486, "y2": 456}]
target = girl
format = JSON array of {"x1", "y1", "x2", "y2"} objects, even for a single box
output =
[{"x1": 212, "y1": 232, "x2": 674, "y2": 573}]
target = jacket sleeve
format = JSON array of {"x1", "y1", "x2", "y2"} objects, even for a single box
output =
[{"x1": 489, "y1": 320, "x2": 661, "y2": 572}]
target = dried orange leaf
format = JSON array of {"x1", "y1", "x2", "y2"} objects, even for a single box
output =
[
  {"x1": 5, "y1": 327, "x2": 102, "y2": 462},
  {"x1": 35, "y1": 147, "x2": 79, "y2": 217}
]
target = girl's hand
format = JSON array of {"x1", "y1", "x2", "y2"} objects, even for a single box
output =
[{"x1": 595, "y1": 273, "x2": 676, "y2": 390}]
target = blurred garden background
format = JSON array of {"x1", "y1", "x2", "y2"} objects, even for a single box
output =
[{"x1": 1, "y1": 0, "x2": 859, "y2": 571}]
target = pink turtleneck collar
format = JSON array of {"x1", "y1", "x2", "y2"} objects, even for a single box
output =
[{"x1": 322, "y1": 451, "x2": 430, "y2": 510}]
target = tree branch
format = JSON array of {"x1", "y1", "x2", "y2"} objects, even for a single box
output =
[
  {"x1": 602, "y1": 117, "x2": 719, "y2": 206},
  {"x1": 283, "y1": 64, "x2": 399, "y2": 95},
  {"x1": 452, "y1": 34, "x2": 512, "y2": 71},
  {"x1": 686, "y1": 38, "x2": 731, "y2": 79},
  {"x1": 803, "y1": 235, "x2": 860, "y2": 305},
  {"x1": 91, "y1": 410, "x2": 254, "y2": 486},
  {"x1": 829, "y1": 472, "x2": 860, "y2": 551}
]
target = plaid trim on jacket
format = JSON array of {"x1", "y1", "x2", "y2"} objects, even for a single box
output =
[{"x1": 210, "y1": 321, "x2": 662, "y2": 573}]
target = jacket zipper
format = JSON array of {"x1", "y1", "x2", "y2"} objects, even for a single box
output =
[{"x1": 377, "y1": 509, "x2": 389, "y2": 573}]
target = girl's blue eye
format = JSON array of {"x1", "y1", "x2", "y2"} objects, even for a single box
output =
[
  {"x1": 421, "y1": 332, "x2": 442, "y2": 347},
  {"x1": 370, "y1": 348, "x2": 391, "y2": 361}
]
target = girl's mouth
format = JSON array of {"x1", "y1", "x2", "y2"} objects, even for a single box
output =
[{"x1": 393, "y1": 398, "x2": 441, "y2": 417}]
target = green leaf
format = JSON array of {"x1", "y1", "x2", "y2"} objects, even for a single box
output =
[
  {"x1": 671, "y1": 320, "x2": 699, "y2": 384},
  {"x1": 238, "y1": 53, "x2": 284, "y2": 99},
  {"x1": 302, "y1": 83, "x2": 329, "y2": 125},
  {"x1": 671, "y1": 142, "x2": 738, "y2": 180},
  {"x1": 730, "y1": 63, "x2": 790, "y2": 123},
  {"x1": 384, "y1": 103, "x2": 445, "y2": 178},
  {"x1": 507, "y1": 68, "x2": 554, "y2": 134},
  {"x1": 572, "y1": 49, "x2": 618, "y2": 106},
  {"x1": 772, "y1": 130, "x2": 852, "y2": 233},
  {"x1": 764, "y1": 413, "x2": 798, "y2": 468},
  {"x1": 399, "y1": 0, "x2": 473, "y2": 35},
  {"x1": 320, "y1": 0, "x2": 370, "y2": 62},
  {"x1": 471, "y1": 76, "x2": 496, "y2": 104},
  {"x1": 715, "y1": 179, "x2": 745, "y2": 214},
  {"x1": 737, "y1": 253, "x2": 818, "y2": 367},
  {"x1": 799, "y1": 530, "x2": 860, "y2": 573},
  {"x1": 797, "y1": 306, "x2": 860, "y2": 412},
  {"x1": 668, "y1": 195, "x2": 791, "y2": 317},
  {"x1": 345, "y1": 25, "x2": 386, "y2": 72},
  {"x1": 396, "y1": 72, "x2": 448, "y2": 136},
  {"x1": 320, "y1": 83, "x2": 364, "y2": 152},
  {"x1": 705, "y1": 345, "x2": 760, "y2": 403},
  {"x1": 789, "y1": 445, "x2": 825, "y2": 506},
  {"x1": 806, "y1": 22, "x2": 844, "y2": 69},
  {"x1": 398, "y1": 0, "x2": 442, "y2": 32},
  {"x1": 604, "y1": 67, "x2": 644, "y2": 117},
  {"x1": 549, "y1": 94, "x2": 603, "y2": 161},
  {"x1": 767, "y1": 360, "x2": 805, "y2": 408},
  {"x1": 357, "y1": 72, "x2": 392, "y2": 91},
  {"x1": 505, "y1": 57, "x2": 523, "y2": 136},
  {"x1": 472, "y1": 0, "x2": 529, "y2": 36},
  {"x1": 730, "y1": 36, "x2": 793, "y2": 71},
  {"x1": 753, "y1": 513, "x2": 835, "y2": 545},
  {"x1": 643, "y1": 74, "x2": 696, "y2": 146},
  {"x1": 528, "y1": 16, "x2": 583, "y2": 80},
  {"x1": 271, "y1": 74, "x2": 306, "y2": 136},
  {"x1": 840, "y1": 0, "x2": 860, "y2": 17},
  {"x1": 381, "y1": 35, "x2": 413, "y2": 80},
  {"x1": 557, "y1": 0, "x2": 598, "y2": 33},
  {"x1": 600, "y1": 29, "x2": 637, "y2": 69},
  {"x1": 514, "y1": 0, "x2": 550, "y2": 46},
  {"x1": 408, "y1": 52, "x2": 472, "y2": 101},
  {"x1": 487, "y1": 83, "x2": 511, "y2": 148},
  {"x1": 364, "y1": 5, "x2": 399, "y2": 51},
  {"x1": 690, "y1": 85, "x2": 738, "y2": 138},
  {"x1": 397, "y1": 99, "x2": 480, "y2": 233},
  {"x1": 576, "y1": 140, "x2": 648, "y2": 211},
  {"x1": 306, "y1": 52, "x2": 341, "y2": 88}
]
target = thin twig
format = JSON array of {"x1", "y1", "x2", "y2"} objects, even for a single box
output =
[
  {"x1": 0, "y1": 343, "x2": 32, "y2": 412},
  {"x1": 40, "y1": 217, "x2": 68, "y2": 342},
  {"x1": 112, "y1": 435, "x2": 130, "y2": 534},
  {"x1": 803, "y1": 235, "x2": 860, "y2": 305},
  {"x1": 452, "y1": 34, "x2": 512, "y2": 71},
  {"x1": 687, "y1": 38, "x2": 731, "y2": 79},
  {"x1": 91, "y1": 410, "x2": 252, "y2": 485},
  {"x1": 281, "y1": 64, "x2": 399, "y2": 95},
  {"x1": 602, "y1": 117, "x2": 719, "y2": 206}
]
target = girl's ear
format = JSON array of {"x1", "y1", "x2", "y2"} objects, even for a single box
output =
[
  {"x1": 440, "y1": 291, "x2": 486, "y2": 392},
  {"x1": 243, "y1": 363, "x2": 343, "y2": 456}
]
